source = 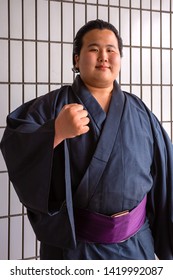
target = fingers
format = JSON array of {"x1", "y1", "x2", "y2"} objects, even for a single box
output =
[
  {"x1": 74, "y1": 115, "x2": 90, "y2": 136},
  {"x1": 70, "y1": 104, "x2": 90, "y2": 136},
  {"x1": 79, "y1": 125, "x2": 90, "y2": 135},
  {"x1": 76, "y1": 115, "x2": 90, "y2": 135},
  {"x1": 63, "y1": 103, "x2": 89, "y2": 124},
  {"x1": 63, "y1": 103, "x2": 84, "y2": 112},
  {"x1": 56, "y1": 103, "x2": 90, "y2": 139},
  {"x1": 81, "y1": 116, "x2": 90, "y2": 126}
]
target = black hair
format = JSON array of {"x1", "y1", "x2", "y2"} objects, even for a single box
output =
[{"x1": 72, "y1": 19, "x2": 123, "y2": 73}]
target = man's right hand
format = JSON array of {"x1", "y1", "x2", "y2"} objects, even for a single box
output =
[{"x1": 53, "y1": 103, "x2": 90, "y2": 148}]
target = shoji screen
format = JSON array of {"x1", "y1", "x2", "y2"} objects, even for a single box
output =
[{"x1": 0, "y1": 0, "x2": 173, "y2": 259}]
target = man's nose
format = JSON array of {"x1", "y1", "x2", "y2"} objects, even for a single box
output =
[{"x1": 97, "y1": 50, "x2": 108, "y2": 62}]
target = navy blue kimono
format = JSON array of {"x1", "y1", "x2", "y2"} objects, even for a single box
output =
[{"x1": 1, "y1": 75, "x2": 173, "y2": 259}]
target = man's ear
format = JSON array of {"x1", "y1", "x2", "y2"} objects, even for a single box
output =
[{"x1": 74, "y1": 54, "x2": 79, "y2": 68}]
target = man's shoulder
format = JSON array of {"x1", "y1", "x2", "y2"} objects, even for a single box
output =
[
  {"x1": 122, "y1": 90, "x2": 162, "y2": 136},
  {"x1": 122, "y1": 90, "x2": 148, "y2": 112}
]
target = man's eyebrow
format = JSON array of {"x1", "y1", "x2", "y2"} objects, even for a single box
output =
[
  {"x1": 87, "y1": 43, "x2": 117, "y2": 49},
  {"x1": 87, "y1": 43, "x2": 99, "y2": 48}
]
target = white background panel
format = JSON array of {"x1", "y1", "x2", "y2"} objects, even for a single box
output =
[{"x1": 0, "y1": 0, "x2": 172, "y2": 261}]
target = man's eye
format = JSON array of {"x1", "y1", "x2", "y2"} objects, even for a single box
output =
[
  {"x1": 90, "y1": 48, "x2": 98, "y2": 52},
  {"x1": 107, "y1": 49, "x2": 115, "y2": 52}
]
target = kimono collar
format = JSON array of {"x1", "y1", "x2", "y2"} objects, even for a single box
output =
[
  {"x1": 73, "y1": 77, "x2": 125, "y2": 207},
  {"x1": 71, "y1": 75, "x2": 123, "y2": 131}
]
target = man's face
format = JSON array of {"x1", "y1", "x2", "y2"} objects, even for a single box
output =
[{"x1": 74, "y1": 28, "x2": 121, "y2": 89}]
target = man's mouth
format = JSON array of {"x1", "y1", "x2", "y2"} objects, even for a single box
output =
[{"x1": 95, "y1": 65, "x2": 110, "y2": 70}]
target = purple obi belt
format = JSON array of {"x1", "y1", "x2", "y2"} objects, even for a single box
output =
[{"x1": 74, "y1": 196, "x2": 147, "y2": 243}]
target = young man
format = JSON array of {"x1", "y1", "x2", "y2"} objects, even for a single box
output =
[{"x1": 1, "y1": 19, "x2": 173, "y2": 260}]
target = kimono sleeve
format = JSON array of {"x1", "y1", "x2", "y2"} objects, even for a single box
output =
[
  {"x1": 0, "y1": 94, "x2": 62, "y2": 214},
  {"x1": 147, "y1": 114, "x2": 173, "y2": 260}
]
